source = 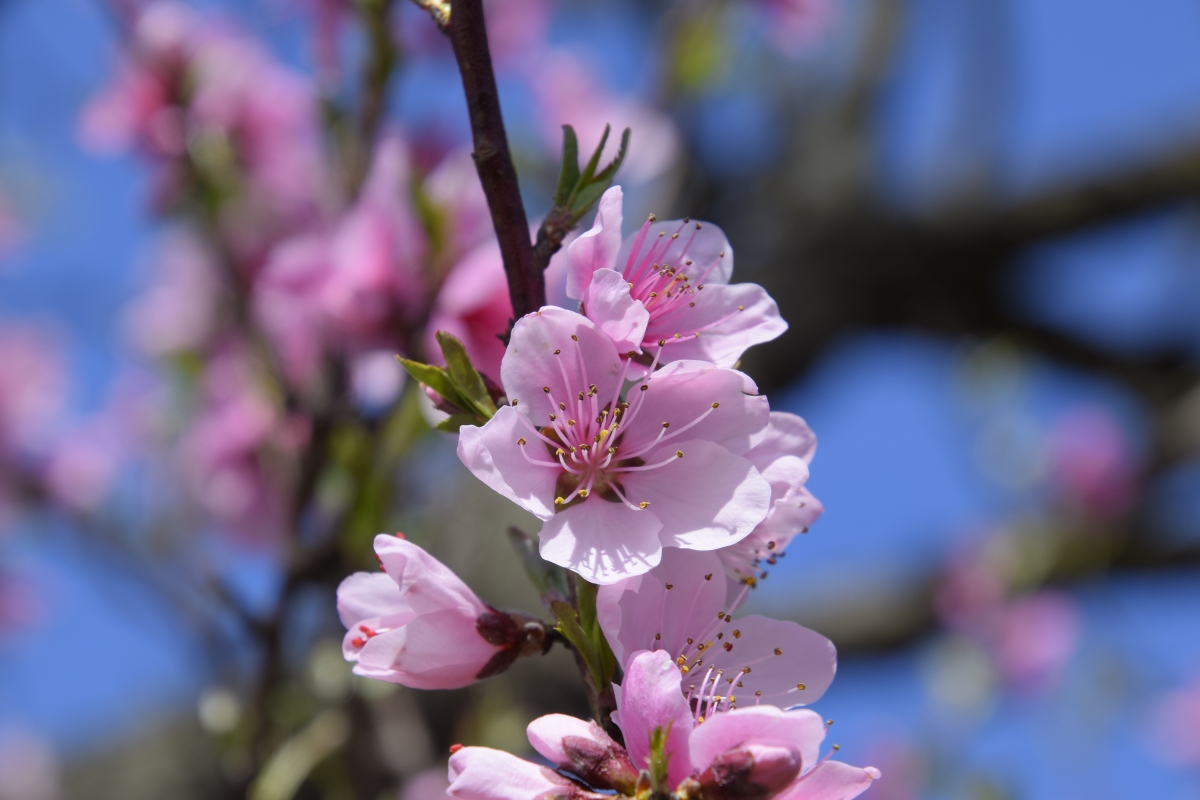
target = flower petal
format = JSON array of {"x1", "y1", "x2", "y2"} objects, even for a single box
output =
[
  {"x1": 695, "y1": 614, "x2": 837, "y2": 707},
  {"x1": 596, "y1": 548, "x2": 726, "y2": 668},
  {"x1": 500, "y1": 308, "x2": 623, "y2": 419},
  {"x1": 644, "y1": 283, "x2": 786, "y2": 367},
  {"x1": 622, "y1": 439, "x2": 770, "y2": 552},
  {"x1": 373, "y1": 534, "x2": 488, "y2": 617},
  {"x1": 539, "y1": 496, "x2": 664, "y2": 584},
  {"x1": 616, "y1": 650, "x2": 695, "y2": 787},
  {"x1": 584, "y1": 268, "x2": 649, "y2": 354},
  {"x1": 448, "y1": 746, "x2": 576, "y2": 800},
  {"x1": 618, "y1": 219, "x2": 733, "y2": 287},
  {"x1": 356, "y1": 609, "x2": 501, "y2": 689},
  {"x1": 687, "y1": 706, "x2": 826, "y2": 780},
  {"x1": 336, "y1": 570, "x2": 411, "y2": 629},
  {"x1": 778, "y1": 760, "x2": 881, "y2": 800},
  {"x1": 458, "y1": 406, "x2": 560, "y2": 520},
  {"x1": 567, "y1": 186, "x2": 624, "y2": 300}
]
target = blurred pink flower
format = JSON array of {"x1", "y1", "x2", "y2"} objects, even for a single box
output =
[
  {"x1": 1048, "y1": 407, "x2": 1136, "y2": 517},
  {"x1": 0, "y1": 729, "x2": 60, "y2": 800},
  {"x1": 122, "y1": 229, "x2": 221, "y2": 357},
  {"x1": 338, "y1": 534, "x2": 527, "y2": 689},
  {"x1": 760, "y1": 0, "x2": 837, "y2": 55},
  {"x1": 0, "y1": 324, "x2": 65, "y2": 455},
  {"x1": 401, "y1": 767, "x2": 451, "y2": 800},
  {"x1": 256, "y1": 136, "x2": 428, "y2": 385},
  {"x1": 178, "y1": 348, "x2": 307, "y2": 539},
  {"x1": 933, "y1": 543, "x2": 1007, "y2": 633},
  {"x1": 531, "y1": 51, "x2": 680, "y2": 184},
  {"x1": 450, "y1": 651, "x2": 878, "y2": 800},
  {"x1": 567, "y1": 187, "x2": 787, "y2": 378},
  {"x1": 426, "y1": 240, "x2": 512, "y2": 382},
  {"x1": 1151, "y1": 674, "x2": 1200, "y2": 765},
  {"x1": 989, "y1": 590, "x2": 1080, "y2": 692},
  {"x1": 597, "y1": 548, "x2": 838, "y2": 707},
  {"x1": 424, "y1": 148, "x2": 493, "y2": 266},
  {"x1": 458, "y1": 308, "x2": 772, "y2": 584},
  {"x1": 484, "y1": 0, "x2": 551, "y2": 66}
]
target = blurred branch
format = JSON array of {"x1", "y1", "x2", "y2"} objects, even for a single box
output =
[
  {"x1": 350, "y1": 0, "x2": 398, "y2": 193},
  {"x1": 444, "y1": 0, "x2": 542, "y2": 321}
]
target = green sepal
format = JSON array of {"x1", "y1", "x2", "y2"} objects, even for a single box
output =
[
  {"x1": 435, "y1": 331, "x2": 497, "y2": 419},
  {"x1": 551, "y1": 577, "x2": 617, "y2": 696},
  {"x1": 507, "y1": 527, "x2": 571, "y2": 609},
  {"x1": 396, "y1": 357, "x2": 462, "y2": 407},
  {"x1": 553, "y1": 125, "x2": 581, "y2": 208},
  {"x1": 433, "y1": 413, "x2": 478, "y2": 433}
]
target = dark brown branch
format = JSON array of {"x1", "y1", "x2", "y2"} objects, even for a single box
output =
[{"x1": 445, "y1": 0, "x2": 543, "y2": 321}]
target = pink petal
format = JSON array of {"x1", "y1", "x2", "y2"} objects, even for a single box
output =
[
  {"x1": 779, "y1": 760, "x2": 881, "y2": 800},
  {"x1": 617, "y1": 219, "x2": 734, "y2": 288},
  {"x1": 457, "y1": 406, "x2": 560, "y2": 521},
  {"x1": 616, "y1": 650, "x2": 695, "y2": 787},
  {"x1": 696, "y1": 614, "x2": 837, "y2": 706},
  {"x1": 596, "y1": 548, "x2": 726, "y2": 668},
  {"x1": 687, "y1": 706, "x2": 826, "y2": 779},
  {"x1": 620, "y1": 362, "x2": 769, "y2": 458},
  {"x1": 623, "y1": 439, "x2": 770, "y2": 552},
  {"x1": 747, "y1": 413, "x2": 817, "y2": 466},
  {"x1": 373, "y1": 534, "x2": 489, "y2": 617},
  {"x1": 539, "y1": 494, "x2": 664, "y2": 584},
  {"x1": 642, "y1": 282, "x2": 786, "y2": 367},
  {"x1": 583, "y1": 268, "x2": 649, "y2": 354},
  {"x1": 526, "y1": 714, "x2": 612, "y2": 766},
  {"x1": 356, "y1": 609, "x2": 501, "y2": 689},
  {"x1": 336, "y1": 571, "x2": 411, "y2": 629},
  {"x1": 448, "y1": 747, "x2": 575, "y2": 800},
  {"x1": 567, "y1": 186, "x2": 624, "y2": 300},
  {"x1": 499, "y1": 308, "x2": 623, "y2": 418}
]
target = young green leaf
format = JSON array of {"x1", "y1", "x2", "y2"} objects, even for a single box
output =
[
  {"x1": 396, "y1": 357, "x2": 463, "y2": 408},
  {"x1": 553, "y1": 125, "x2": 581, "y2": 208},
  {"x1": 435, "y1": 331, "x2": 497, "y2": 418}
]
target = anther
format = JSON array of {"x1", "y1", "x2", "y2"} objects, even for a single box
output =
[
  {"x1": 719, "y1": 251, "x2": 725, "y2": 257},
  {"x1": 555, "y1": 497, "x2": 565, "y2": 505},
  {"x1": 755, "y1": 691, "x2": 762, "y2": 697},
  {"x1": 554, "y1": 349, "x2": 561, "y2": 355},
  {"x1": 774, "y1": 648, "x2": 783, "y2": 656},
  {"x1": 833, "y1": 745, "x2": 841, "y2": 751},
  {"x1": 712, "y1": 402, "x2": 720, "y2": 409},
  {"x1": 676, "y1": 450, "x2": 683, "y2": 458},
  {"x1": 648, "y1": 213, "x2": 657, "y2": 221},
  {"x1": 704, "y1": 573, "x2": 712, "y2": 580},
  {"x1": 738, "y1": 305, "x2": 744, "y2": 311},
  {"x1": 687, "y1": 637, "x2": 694, "y2": 644},
  {"x1": 724, "y1": 643, "x2": 733, "y2": 652},
  {"x1": 579, "y1": 489, "x2": 590, "y2": 498},
  {"x1": 698, "y1": 284, "x2": 705, "y2": 290},
  {"x1": 578, "y1": 392, "x2": 585, "y2": 401},
  {"x1": 671, "y1": 233, "x2": 679, "y2": 239},
  {"x1": 674, "y1": 333, "x2": 681, "y2": 339},
  {"x1": 512, "y1": 399, "x2": 519, "y2": 406},
  {"x1": 767, "y1": 541, "x2": 776, "y2": 550},
  {"x1": 568, "y1": 420, "x2": 576, "y2": 426},
  {"x1": 797, "y1": 684, "x2": 806, "y2": 690},
  {"x1": 627, "y1": 350, "x2": 637, "y2": 358},
  {"x1": 733, "y1": 630, "x2": 741, "y2": 638},
  {"x1": 689, "y1": 303, "x2": 695, "y2": 307},
  {"x1": 677, "y1": 656, "x2": 687, "y2": 665},
  {"x1": 662, "y1": 422, "x2": 670, "y2": 428},
  {"x1": 640, "y1": 385, "x2": 648, "y2": 392},
  {"x1": 559, "y1": 402, "x2": 566, "y2": 410},
  {"x1": 639, "y1": 501, "x2": 650, "y2": 508},
  {"x1": 543, "y1": 386, "x2": 551, "y2": 393},
  {"x1": 655, "y1": 633, "x2": 661, "y2": 640},
  {"x1": 549, "y1": 414, "x2": 556, "y2": 421},
  {"x1": 571, "y1": 335, "x2": 579, "y2": 341},
  {"x1": 516, "y1": 438, "x2": 527, "y2": 445},
  {"x1": 683, "y1": 216, "x2": 690, "y2": 223},
  {"x1": 649, "y1": 292, "x2": 657, "y2": 298},
  {"x1": 681, "y1": 665, "x2": 690, "y2": 674},
  {"x1": 658, "y1": 338, "x2": 666, "y2": 347}
]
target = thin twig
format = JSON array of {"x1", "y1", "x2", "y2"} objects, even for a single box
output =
[{"x1": 445, "y1": 0, "x2": 543, "y2": 321}]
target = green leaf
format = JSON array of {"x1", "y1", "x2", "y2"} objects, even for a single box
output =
[
  {"x1": 553, "y1": 125, "x2": 581, "y2": 208},
  {"x1": 577, "y1": 124, "x2": 612, "y2": 187},
  {"x1": 433, "y1": 413, "x2": 478, "y2": 433},
  {"x1": 396, "y1": 357, "x2": 463, "y2": 407},
  {"x1": 568, "y1": 127, "x2": 630, "y2": 225},
  {"x1": 436, "y1": 331, "x2": 497, "y2": 419},
  {"x1": 575, "y1": 579, "x2": 617, "y2": 686}
]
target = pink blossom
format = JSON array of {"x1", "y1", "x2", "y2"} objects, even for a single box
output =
[
  {"x1": 426, "y1": 241, "x2": 512, "y2": 382},
  {"x1": 255, "y1": 136, "x2": 427, "y2": 384},
  {"x1": 458, "y1": 307, "x2": 772, "y2": 584},
  {"x1": 0, "y1": 729, "x2": 60, "y2": 800},
  {"x1": 449, "y1": 651, "x2": 878, "y2": 800},
  {"x1": 989, "y1": 591, "x2": 1080, "y2": 692},
  {"x1": 597, "y1": 548, "x2": 837, "y2": 708},
  {"x1": 1047, "y1": 407, "x2": 1136, "y2": 517},
  {"x1": 401, "y1": 767, "x2": 451, "y2": 800},
  {"x1": 177, "y1": 349, "x2": 306, "y2": 539},
  {"x1": 531, "y1": 51, "x2": 680, "y2": 184},
  {"x1": 760, "y1": 0, "x2": 837, "y2": 55},
  {"x1": 567, "y1": 187, "x2": 787, "y2": 378},
  {"x1": 1150, "y1": 673, "x2": 1200, "y2": 765},
  {"x1": 337, "y1": 534, "x2": 540, "y2": 689},
  {"x1": 0, "y1": 324, "x2": 65, "y2": 455},
  {"x1": 424, "y1": 148, "x2": 493, "y2": 267},
  {"x1": 122, "y1": 229, "x2": 221, "y2": 357},
  {"x1": 717, "y1": 412, "x2": 824, "y2": 587}
]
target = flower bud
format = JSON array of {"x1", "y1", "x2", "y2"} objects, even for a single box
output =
[{"x1": 697, "y1": 743, "x2": 802, "y2": 800}]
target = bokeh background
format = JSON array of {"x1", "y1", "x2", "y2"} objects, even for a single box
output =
[{"x1": 1, "y1": 0, "x2": 1199, "y2": 798}]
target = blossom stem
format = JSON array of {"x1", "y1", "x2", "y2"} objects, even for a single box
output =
[{"x1": 445, "y1": 0, "x2": 543, "y2": 322}]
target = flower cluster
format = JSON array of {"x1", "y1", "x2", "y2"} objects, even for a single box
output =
[{"x1": 339, "y1": 190, "x2": 879, "y2": 798}]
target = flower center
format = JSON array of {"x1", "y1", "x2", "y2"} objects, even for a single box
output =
[{"x1": 513, "y1": 340, "x2": 721, "y2": 512}]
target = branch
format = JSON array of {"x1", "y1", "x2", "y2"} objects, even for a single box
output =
[{"x1": 445, "y1": 0, "x2": 542, "y2": 321}]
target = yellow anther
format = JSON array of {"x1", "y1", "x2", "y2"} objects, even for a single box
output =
[
  {"x1": 676, "y1": 450, "x2": 684, "y2": 458},
  {"x1": 774, "y1": 648, "x2": 783, "y2": 656},
  {"x1": 797, "y1": 684, "x2": 806, "y2": 690},
  {"x1": 579, "y1": 489, "x2": 590, "y2": 498},
  {"x1": 712, "y1": 402, "x2": 720, "y2": 409},
  {"x1": 555, "y1": 497, "x2": 565, "y2": 505},
  {"x1": 733, "y1": 630, "x2": 741, "y2": 639},
  {"x1": 639, "y1": 501, "x2": 650, "y2": 509},
  {"x1": 516, "y1": 438, "x2": 527, "y2": 445}
]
